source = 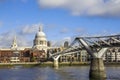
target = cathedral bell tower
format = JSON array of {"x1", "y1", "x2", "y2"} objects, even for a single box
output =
[{"x1": 11, "y1": 36, "x2": 18, "y2": 50}]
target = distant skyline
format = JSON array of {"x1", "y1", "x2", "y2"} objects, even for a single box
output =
[{"x1": 0, "y1": 0, "x2": 120, "y2": 47}]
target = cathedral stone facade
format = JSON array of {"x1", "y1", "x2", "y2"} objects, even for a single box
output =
[
  {"x1": 33, "y1": 25, "x2": 47, "y2": 52},
  {"x1": 31, "y1": 25, "x2": 48, "y2": 59}
]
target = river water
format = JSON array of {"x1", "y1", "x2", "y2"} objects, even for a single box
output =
[{"x1": 0, "y1": 66, "x2": 120, "y2": 80}]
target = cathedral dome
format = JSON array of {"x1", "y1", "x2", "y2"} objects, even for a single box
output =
[
  {"x1": 33, "y1": 25, "x2": 47, "y2": 51},
  {"x1": 36, "y1": 31, "x2": 46, "y2": 37},
  {"x1": 35, "y1": 26, "x2": 46, "y2": 37}
]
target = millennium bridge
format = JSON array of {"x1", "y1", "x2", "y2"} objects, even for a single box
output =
[{"x1": 49, "y1": 34, "x2": 120, "y2": 79}]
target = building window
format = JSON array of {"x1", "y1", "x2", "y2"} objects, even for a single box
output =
[{"x1": 40, "y1": 41, "x2": 43, "y2": 45}]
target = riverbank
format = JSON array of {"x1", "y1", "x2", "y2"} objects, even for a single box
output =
[
  {"x1": 104, "y1": 62, "x2": 120, "y2": 67},
  {"x1": 0, "y1": 62, "x2": 120, "y2": 68},
  {"x1": 0, "y1": 62, "x2": 89, "y2": 68}
]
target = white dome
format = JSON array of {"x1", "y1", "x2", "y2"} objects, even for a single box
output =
[
  {"x1": 36, "y1": 31, "x2": 46, "y2": 37},
  {"x1": 33, "y1": 25, "x2": 47, "y2": 51},
  {"x1": 36, "y1": 37, "x2": 47, "y2": 41}
]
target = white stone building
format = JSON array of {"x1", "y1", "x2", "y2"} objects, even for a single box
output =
[
  {"x1": 33, "y1": 25, "x2": 47, "y2": 53},
  {"x1": 103, "y1": 47, "x2": 120, "y2": 62}
]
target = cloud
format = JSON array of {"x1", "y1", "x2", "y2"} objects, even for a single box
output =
[
  {"x1": 0, "y1": 32, "x2": 14, "y2": 47},
  {"x1": 0, "y1": 23, "x2": 47, "y2": 48},
  {"x1": 0, "y1": 31, "x2": 32, "y2": 48},
  {"x1": 75, "y1": 27, "x2": 85, "y2": 33},
  {"x1": 46, "y1": 24, "x2": 56, "y2": 29},
  {"x1": 60, "y1": 28, "x2": 69, "y2": 34},
  {"x1": 38, "y1": 0, "x2": 120, "y2": 17},
  {"x1": 20, "y1": 24, "x2": 41, "y2": 35},
  {"x1": 52, "y1": 37, "x2": 72, "y2": 47}
]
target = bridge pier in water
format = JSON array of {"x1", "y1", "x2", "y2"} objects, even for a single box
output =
[
  {"x1": 89, "y1": 48, "x2": 108, "y2": 79},
  {"x1": 89, "y1": 58, "x2": 106, "y2": 79},
  {"x1": 53, "y1": 56, "x2": 60, "y2": 69},
  {"x1": 78, "y1": 38, "x2": 108, "y2": 79},
  {"x1": 53, "y1": 59, "x2": 59, "y2": 68}
]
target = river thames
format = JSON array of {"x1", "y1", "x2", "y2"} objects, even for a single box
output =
[{"x1": 0, "y1": 66, "x2": 120, "y2": 80}]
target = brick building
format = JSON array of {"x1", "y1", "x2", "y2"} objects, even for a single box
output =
[{"x1": 0, "y1": 49, "x2": 30, "y2": 63}]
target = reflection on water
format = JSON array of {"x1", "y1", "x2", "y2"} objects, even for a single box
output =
[
  {"x1": 0, "y1": 66, "x2": 119, "y2": 80},
  {"x1": 106, "y1": 66, "x2": 120, "y2": 80}
]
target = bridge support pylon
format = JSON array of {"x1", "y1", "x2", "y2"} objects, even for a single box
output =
[
  {"x1": 89, "y1": 48, "x2": 108, "y2": 79},
  {"x1": 78, "y1": 38, "x2": 108, "y2": 79},
  {"x1": 53, "y1": 56, "x2": 60, "y2": 69},
  {"x1": 89, "y1": 58, "x2": 106, "y2": 79},
  {"x1": 53, "y1": 59, "x2": 58, "y2": 68}
]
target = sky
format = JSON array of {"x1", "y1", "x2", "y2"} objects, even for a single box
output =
[{"x1": 0, "y1": 0, "x2": 120, "y2": 48}]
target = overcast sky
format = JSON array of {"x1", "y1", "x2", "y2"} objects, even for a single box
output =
[{"x1": 0, "y1": 0, "x2": 120, "y2": 47}]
